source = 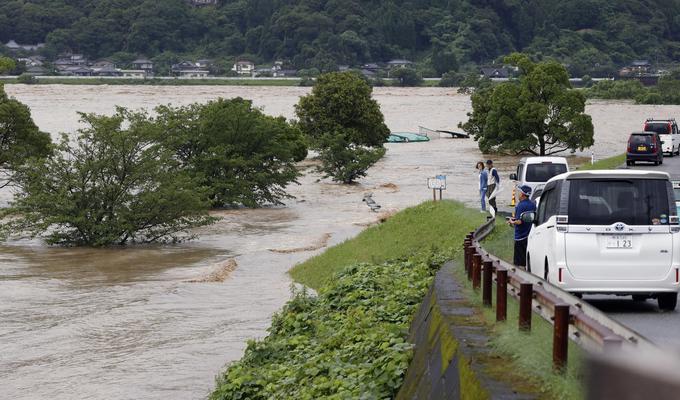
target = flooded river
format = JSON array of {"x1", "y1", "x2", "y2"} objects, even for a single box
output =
[{"x1": 2, "y1": 85, "x2": 680, "y2": 399}]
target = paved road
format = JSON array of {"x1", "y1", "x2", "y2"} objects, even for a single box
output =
[
  {"x1": 621, "y1": 151, "x2": 680, "y2": 179},
  {"x1": 586, "y1": 155, "x2": 680, "y2": 350}
]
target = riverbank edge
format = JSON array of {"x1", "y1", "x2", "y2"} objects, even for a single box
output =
[{"x1": 396, "y1": 260, "x2": 540, "y2": 399}]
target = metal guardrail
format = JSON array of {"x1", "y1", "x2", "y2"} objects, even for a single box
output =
[
  {"x1": 463, "y1": 218, "x2": 656, "y2": 371},
  {"x1": 468, "y1": 218, "x2": 680, "y2": 399}
]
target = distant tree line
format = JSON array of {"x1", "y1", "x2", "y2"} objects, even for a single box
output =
[{"x1": 2, "y1": 0, "x2": 680, "y2": 77}]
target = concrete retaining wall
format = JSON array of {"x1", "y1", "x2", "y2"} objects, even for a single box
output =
[{"x1": 397, "y1": 262, "x2": 535, "y2": 400}]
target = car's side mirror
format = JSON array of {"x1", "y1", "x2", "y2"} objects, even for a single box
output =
[
  {"x1": 520, "y1": 211, "x2": 536, "y2": 225},
  {"x1": 509, "y1": 173, "x2": 518, "y2": 181}
]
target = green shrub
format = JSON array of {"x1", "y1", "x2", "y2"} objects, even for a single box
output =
[
  {"x1": 17, "y1": 73, "x2": 37, "y2": 84},
  {"x1": 210, "y1": 256, "x2": 441, "y2": 400}
]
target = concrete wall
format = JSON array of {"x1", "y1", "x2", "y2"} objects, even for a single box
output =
[{"x1": 397, "y1": 262, "x2": 535, "y2": 400}]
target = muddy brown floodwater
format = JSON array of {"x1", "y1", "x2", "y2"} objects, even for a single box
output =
[{"x1": 2, "y1": 84, "x2": 680, "y2": 399}]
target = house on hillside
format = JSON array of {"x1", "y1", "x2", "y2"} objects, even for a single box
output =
[
  {"x1": 480, "y1": 67, "x2": 509, "y2": 79},
  {"x1": 93, "y1": 60, "x2": 116, "y2": 69},
  {"x1": 196, "y1": 59, "x2": 213, "y2": 69},
  {"x1": 132, "y1": 58, "x2": 154, "y2": 75},
  {"x1": 171, "y1": 61, "x2": 209, "y2": 77},
  {"x1": 232, "y1": 60, "x2": 255, "y2": 76},
  {"x1": 92, "y1": 65, "x2": 123, "y2": 77}
]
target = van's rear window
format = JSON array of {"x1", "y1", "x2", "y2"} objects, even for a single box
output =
[
  {"x1": 645, "y1": 122, "x2": 671, "y2": 134},
  {"x1": 525, "y1": 163, "x2": 567, "y2": 182},
  {"x1": 568, "y1": 179, "x2": 670, "y2": 225},
  {"x1": 630, "y1": 134, "x2": 652, "y2": 145}
]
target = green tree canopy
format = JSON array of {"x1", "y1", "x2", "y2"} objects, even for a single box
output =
[
  {"x1": 390, "y1": 68, "x2": 423, "y2": 86},
  {"x1": 2, "y1": 108, "x2": 215, "y2": 246},
  {"x1": 0, "y1": 83, "x2": 52, "y2": 187},
  {"x1": 295, "y1": 72, "x2": 389, "y2": 183},
  {"x1": 0, "y1": 57, "x2": 15, "y2": 74},
  {"x1": 156, "y1": 98, "x2": 307, "y2": 208},
  {"x1": 460, "y1": 53, "x2": 594, "y2": 155}
]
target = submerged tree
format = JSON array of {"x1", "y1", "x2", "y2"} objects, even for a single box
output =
[
  {"x1": 295, "y1": 72, "x2": 389, "y2": 183},
  {"x1": 2, "y1": 108, "x2": 215, "y2": 246},
  {"x1": 460, "y1": 53, "x2": 594, "y2": 155},
  {"x1": 0, "y1": 83, "x2": 52, "y2": 188},
  {"x1": 156, "y1": 98, "x2": 307, "y2": 208}
]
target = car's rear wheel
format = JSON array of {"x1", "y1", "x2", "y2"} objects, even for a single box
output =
[
  {"x1": 660, "y1": 157, "x2": 664, "y2": 165},
  {"x1": 658, "y1": 293, "x2": 677, "y2": 311},
  {"x1": 626, "y1": 160, "x2": 632, "y2": 166}
]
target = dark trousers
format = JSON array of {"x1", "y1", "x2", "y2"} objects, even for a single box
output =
[
  {"x1": 514, "y1": 238, "x2": 528, "y2": 268},
  {"x1": 486, "y1": 183, "x2": 497, "y2": 213}
]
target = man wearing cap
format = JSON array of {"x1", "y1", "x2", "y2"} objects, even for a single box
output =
[
  {"x1": 485, "y1": 160, "x2": 500, "y2": 214},
  {"x1": 507, "y1": 185, "x2": 536, "y2": 268}
]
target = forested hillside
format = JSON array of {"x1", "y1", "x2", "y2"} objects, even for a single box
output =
[{"x1": 2, "y1": 0, "x2": 680, "y2": 76}]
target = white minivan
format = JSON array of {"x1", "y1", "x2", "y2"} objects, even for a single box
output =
[
  {"x1": 510, "y1": 157, "x2": 569, "y2": 205},
  {"x1": 523, "y1": 170, "x2": 680, "y2": 310},
  {"x1": 644, "y1": 118, "x2": 680, "y2": 156}
]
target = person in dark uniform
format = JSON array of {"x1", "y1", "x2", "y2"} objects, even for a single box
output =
[{"x1": 507, "y1": 185, "x2": 536, "y2": 268}]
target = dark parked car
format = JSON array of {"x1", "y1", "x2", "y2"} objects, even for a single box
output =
[{"x1": 626, "y1": 131, "x2": 664, "y2": 166}]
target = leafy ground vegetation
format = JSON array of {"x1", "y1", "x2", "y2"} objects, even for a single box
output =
[{"x1": 211, "y1": 201, "x2": 485, "y2": 399}]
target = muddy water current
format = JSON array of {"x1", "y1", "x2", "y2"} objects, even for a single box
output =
[{"x1": 3, "y1": 85, "x2": 680, "y2": 399}]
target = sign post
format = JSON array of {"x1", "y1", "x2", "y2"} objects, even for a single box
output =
[{"x1": 427, "y1": 175, "x2": 447, "y2": 201}]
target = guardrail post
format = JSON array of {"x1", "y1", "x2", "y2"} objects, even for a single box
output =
[
  {"x1": 482, "y1": 260, "x2": 493, "y2": 306},
  {"x1": 472, "y1": 253, "x2": 482, "y2": 290},
  {"x1": 464, "y1": 246, "x2": 472, "y2": 280},
  {"x1": 519, "y1": 283, "x2": 533, "y2": 331},
  {"x1": 496, "y1": 268, "x2": 507, "y2": 322},
  {"x1": 553, "y1": 304, "x2": 570, "y2": 372},
  {"x1": 463, "y1": 240, "x2": 471, "y2": 275}
]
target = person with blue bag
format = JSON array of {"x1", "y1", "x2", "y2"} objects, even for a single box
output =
[{"x1": 476, "y1": 161, "x2": 488, "y2": 213}]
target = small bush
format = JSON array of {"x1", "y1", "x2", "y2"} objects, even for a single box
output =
[{"x1": 17, "y1": 73, "x2": 37, "y2": 84}]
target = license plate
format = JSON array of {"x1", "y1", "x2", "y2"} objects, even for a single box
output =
[
  {"x1": 637, "y1": 145, "x2": 647, "y2": 151},
  {"x1": 606, "y1": 235, "x2": 633, "y2": 249}
]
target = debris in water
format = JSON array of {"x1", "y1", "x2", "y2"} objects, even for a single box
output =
[
  {"x1": 268, "y1": 233, "x2": 332, "y2": 253},
  {"x1": 379, "y1": 183, "x2": 399, "y2": 193},
  {"x1": 186, "y1": 259, "x2": 238, "y2": 283}
]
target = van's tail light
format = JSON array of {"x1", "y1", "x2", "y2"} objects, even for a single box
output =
[
  {"x1": 671, "y1": 216, "x2": 679, "y2": 225},
  {"x1": 558, "y1": 268, "x2": 564, "y2": 283},
  {"x1": 675, "y1": 268, "x2": 678, "y2": 284},
  {"x1": 627, "y1": 140, "x2": 632, "y2": 152},
  {"x1": 651, "y1": 135, "x2": 657, "y2": 150}
]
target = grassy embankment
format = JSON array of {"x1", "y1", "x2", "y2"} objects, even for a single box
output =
[
  {"x1": 290, "y1": 201, "x2": 483, "y2": 290},
  {"x1": 577, "y1": 153, "x2": 625, "y2": 170},
  {"x1": 211, "y1": 200, "x2": 584, "y2": 399},
  {"x1": 211, "y1": 201, "x2": 485, "y2": 399}
]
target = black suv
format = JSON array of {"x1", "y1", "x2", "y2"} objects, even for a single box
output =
[{"x1": 626, "y1": 131, "x2": 664, "y2": 166}]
